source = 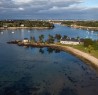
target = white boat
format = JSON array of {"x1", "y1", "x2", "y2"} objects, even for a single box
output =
[
  {"x1": 91, "y1": 31, "x2": 94, "y2": 33},
  {"x1": 28, "y1": 30, "x2": 30, "y2": 32},
  {"x1": 87, "y1": 28, "x2": 89, "y2": 30},
  {"x1": 12, "y1": 31, "x2": 14, "y2": 34},
  {"x1": 1, "y1": 32, "x2": 3, "y2": 34}
]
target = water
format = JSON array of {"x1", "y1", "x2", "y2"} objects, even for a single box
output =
[{"x1": 0, "y1": 25, "x2": 98, "y2": 95}]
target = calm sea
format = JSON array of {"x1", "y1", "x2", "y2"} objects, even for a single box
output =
[{"x1": 0, "y1": 25, "x2": 98, "y2": 95}]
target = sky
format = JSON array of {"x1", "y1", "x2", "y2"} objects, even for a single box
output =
[{"x1": 0, "y1": 0, "x2": 98, "y2": 20}]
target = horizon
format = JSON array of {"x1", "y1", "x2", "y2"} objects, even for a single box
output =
[{"x1": 0, "y1": 0, "x2": 98, "y2": 20}]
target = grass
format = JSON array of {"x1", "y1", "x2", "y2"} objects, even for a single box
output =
[
  {"x1": 72, "y1": 44, "x2": 98, "y2": 59},
  {"x1": 55, "y1": 43, "x2": 98, "y2": 59}
]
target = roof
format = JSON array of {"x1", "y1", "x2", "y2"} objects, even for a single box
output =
[
  {"x1": 61, "y1": 38, "x2": 79, "y2": 42},
  {"x1": 24, "y1": 38, "x2": 29, "y2": 40}
]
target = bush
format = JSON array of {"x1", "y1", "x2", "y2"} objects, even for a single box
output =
[{"x1": 84, "y1": 38, "x2": 93, "y2": 47}]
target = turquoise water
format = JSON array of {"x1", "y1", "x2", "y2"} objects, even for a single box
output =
[{"x1": 0, "y1": 25, "x2": 98, "y2": 95}]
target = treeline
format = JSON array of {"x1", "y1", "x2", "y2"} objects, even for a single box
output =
[
  {"x1": 84, "y1": 38, "x2": 98, "y2": 50},
  {"x1": 30, "y1": 34, "x2": 62, "y2": 44},
  {"x1": 0, "y1": 20, "x2": 54, "y2": 28},
  {"x1": 30, "y1": 34, "x2": 98, "y2": 53},
  {"x1": 61, "y1": 21, "x2": 98, "y2": 27}
]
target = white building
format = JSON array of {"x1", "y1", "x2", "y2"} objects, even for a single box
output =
[
  {"x1": 22, "y1": 38, "x2": 29, "y2": 43},
  {"x1": 20, "y1": 24, "x2": 24, "y2": 27},
  {"x1": 3, "y1": 25, "x2": 8, "y2": 28},
  {"x1": 60, "y1": 38, "x2": 80, "y2": 45}
]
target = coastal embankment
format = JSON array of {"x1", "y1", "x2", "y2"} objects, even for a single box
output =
[{"x1": 7, "y1": 41, "x2": 98, "y2": 70}]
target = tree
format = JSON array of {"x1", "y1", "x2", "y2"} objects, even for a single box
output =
[
  {"x1": 30, "y1": 36, "x2": 36, "y2": 43},
  {"x1": 84, "y1": 38, "x2": 93, "y2": 47},
  {"x1": 77, "y1": 36, "x2": 80, "y2": 40},
  {"x1": 88, "y1": 45, "x2": 94, "y2": 53},
  {"x1": 55, "y1": 34, "x2": 61, "y2": 42},
  {"x1": 39, "y1": 34, "x2": 44, "y2": 43},
  {"x1": 47, "y1": 34, "x2": 54, "y2": 44},
  {"x1": 63, "y1": 35, "x2": 68, "y2": 39}
]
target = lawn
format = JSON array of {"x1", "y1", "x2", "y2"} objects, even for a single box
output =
[{"x1": 72, "y1": 45, "x2": 98, "y2": 59}]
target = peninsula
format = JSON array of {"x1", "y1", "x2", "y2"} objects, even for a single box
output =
[{"x1": 7, "y1": 34, "x2": 98, "y2": 70}]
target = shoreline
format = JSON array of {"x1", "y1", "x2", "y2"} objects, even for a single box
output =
[
  {"x1": 7, "y1": 41, "x2": 98, "y2": 70},
  {"x1": 61, "y1": 24, "x2": 98, "y2": 31},
  {"x1": 0, "y1": 27, "x2": 53, "y2": 30}
]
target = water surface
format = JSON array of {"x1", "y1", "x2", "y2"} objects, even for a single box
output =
[{"x1": 0, "y1": 25, "x2": 98, "y2": 95}]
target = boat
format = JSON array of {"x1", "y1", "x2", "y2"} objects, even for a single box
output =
[
  {"x1": 91, "y1": 31, "x2": 94, "y2": 33},
  {"x1": 12, "y1": 31, "x2": 14, "y2": 34},
  {"x1": 28, "y1": 30, "x2": 30, "y2": 32},
  {"x1": 1, "y1": 32, "x2": 3, "y2": 34}
]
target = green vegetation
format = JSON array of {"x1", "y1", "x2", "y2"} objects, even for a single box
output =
[
  {"x1": 46, "y1": 35, "x2": 55, "y2": 44},
  {"x1": 72, "y1": 39, "x2": 98, "y2": 58},
  {"x1": 61, "y1": 21, "x2": 98, "y2": 27},
  {"x1": 30, "y1": 36, "x2": 36, "y2": 43},
  {"x1": 55, "y1": 34, "x2": 62, "y2": 42},
  {"x1": 39, "y1": 34, "x2": 44, "y2": 43},
  {"x1": 83, "y1": 38, "x2": 94, "y2": 47},
  {"x1": 0, "y1": 20, "x2": 54, "y2": 28},
  {"x1": 9, "y1": 33, "x2": 98, "y2": 59}
]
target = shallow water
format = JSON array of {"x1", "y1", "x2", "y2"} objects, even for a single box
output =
[{"x1": 0, "y1": 25, "x2": 98, "y2": 95}]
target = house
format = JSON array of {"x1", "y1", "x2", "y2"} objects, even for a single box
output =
[
  {"x1": 3, "y1": 25, "x2": 8, "y2": 28},
  {"x1": 60, "y1": 38, "x2": 80, "y2": 45},
  {"x1": 22, "y1": 38, "x2": 29, "y2": 43},
  {"x1": 20, "y1": 24, "x2": 24, "y2": 27}
]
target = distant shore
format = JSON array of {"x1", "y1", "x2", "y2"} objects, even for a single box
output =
[
  {"x1": 70, "y1": 25, "x2": 98, "y2": 31},
  {"x1": 0, "y1": 27, "x2": 53, "y2": 30},
  {"x1": 7, "y1": 41, "x2": 98, "y2": 70},
  {"x1": 61, "y1": 24, "x2": 98, "y2": 31}
]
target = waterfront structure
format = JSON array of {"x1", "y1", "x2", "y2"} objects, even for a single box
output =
[
  {"x1": 60, "y1": 38, "x2": 80, "y2": 45},
  {"x1": 3, "y1": 25, "x2": 8, "y2": 28},
  {"x1": 20, "y1": 24, "x2": 24, "y2": 27},
  {"x1": 22, "y1": 38, "x2": 29, "y2": 43}
]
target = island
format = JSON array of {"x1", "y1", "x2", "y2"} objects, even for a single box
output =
[
  {"x1": 7, "y1": 34, "x2": 98, "y2": 70},
  {"x1": 0, "y1": 20, "x2": 54, "y2": 30}
]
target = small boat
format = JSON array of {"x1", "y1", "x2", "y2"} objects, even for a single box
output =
[
  {"x1": 12, "y1": 31, "x2": 14, "y2": 34},
  {"x1": 28, "y1": 30, "x2": 30, "y2": 32},
  {"x1": 87, "y1": 28, "x2": 89, "y2": 30},
  {"x1": 1, "y1": 32, "x2": 3, "y2": 34},
  {"x1": 91, "y1": 31, "x2": 94, "y2": 33}
]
